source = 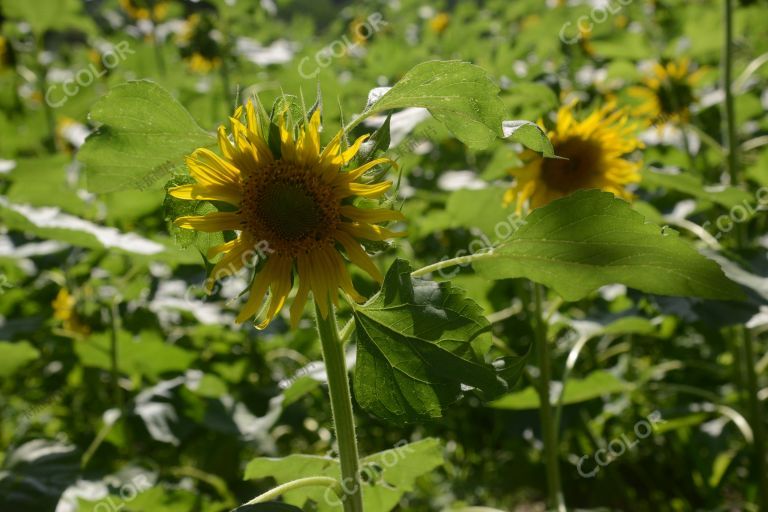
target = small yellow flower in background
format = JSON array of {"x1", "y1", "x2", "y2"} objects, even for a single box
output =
[
  {"x1": 0, "y1": 36, "x2": 9, "y2": 69},
  {"x1": 187, "y1": 52, "x2": 221, "y2": 73},
  {"x1": 429, "y1": 13, "x2": 450, "y2": 34},
  {"x1": 119, "y1": 0, "x2": 168, "y2": 21},
  {"x1": 177, "y1": 14, "x2": 222, "y2": 73},
  {"x1": 171, "y1": 102, "x2": 405, "y2": 329},
  {"x1": 52, "y1": 288, "x2": 90, "y2": 336},
  {"x1": 504, "y1": 103, "x2": 643, "y2": 214},
  {"x1": 628, "y1": 59, "x2": 706, "y2": 126},
  {"x1": 349, "y1": 16, "x2": 369, "y2": 46}
]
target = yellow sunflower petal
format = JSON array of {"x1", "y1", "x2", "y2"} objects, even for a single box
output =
[
  {"x1": 205, "y1": 237, "x2": 252, "y2": 292},
  {"x1": 334, "y1": 230, "x2": 383, "y2": 282},
  {"x1": 168, "y1": 183, "x2": 242, "y2": 206},
  {"x1": 174, "y1": 211, "x2": 241, "y2": 232},
  {"x1": 236, "y1": 257, "x2": 277, "y2": 323},
  {"x1": 289, "y1": 267, "x2": 311, "y2": 329},
  {"x1": 343, "y1": 181, "x2": 393, "y2": 198},
  {"x1": 187, "y1": 148, "x2": 241, "y2": 186},
  {"x1": 257, "y1": 256, "x2": 293, "y2": 329}
]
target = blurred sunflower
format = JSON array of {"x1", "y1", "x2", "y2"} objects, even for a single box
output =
[
  {"x1": 0, "y1": 36, "x2": 7, "y2": 67},
  {"x1": 119, "y1": 0, "x2": 168, "y2": 21},
  {"x1": 0, "y1": 35, "x2": 15, "y2": 71},
  {"x1": 171, "y1": 102, "x2": 404, "y2": 328},
  {"x1": 628, "y1": 59, "x2": 705, "y2": 125},
  {"x1": 52, "y1": 288, "x2": 90, "y2": 336},
  {"x1": 177, "y1": 13, "x2": 222, "y2": 73},
  {"x1": 349, "y1": 16, "x2": 369, "y2": 46},
  {"x1": 504, "y1": 103, "x2": 643, "y2": 214},
  {"x1": 429, "y1": 12, "x2": 450, "y2": 34}
]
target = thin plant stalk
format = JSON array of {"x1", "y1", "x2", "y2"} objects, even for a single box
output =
[
  {"x1": 722, "y1": 1, "x2": 767, "y2": 507},
  {"x1": 314, "y1": 301, "x2": 364, "y2": 512},
  {"x1": 532, "y1": 283, "x2": 565, "y2": 512}
]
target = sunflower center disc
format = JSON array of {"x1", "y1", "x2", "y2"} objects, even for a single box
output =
[
  {"x1": 240, "y1": 161, "x2": 340, "y2": 256},
  {"x1": 541, "y1": 137, "x2": 601, "y2": 192}
]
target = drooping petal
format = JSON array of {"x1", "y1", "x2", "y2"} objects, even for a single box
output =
[
  {"x1": 205, "y1": 236, "x2": 253, "y2": 291},
  {"x1": 334, "y1": 229, "x2": 383, "y2": 282},
  {"x1": 235, "y1": 257, "x2": 277, "y2": 323},
  {"x1": 257, "y1": 256, "x2": 293, "y2": 329}
]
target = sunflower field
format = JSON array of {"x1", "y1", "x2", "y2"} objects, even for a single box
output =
[{"x1": 1, "y1": 0, "x2": 767, "y2": 510}]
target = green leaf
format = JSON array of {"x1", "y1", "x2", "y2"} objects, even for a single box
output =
[
  {"x1": 472, "y1": 190, "x2": 743, "y2": 301},
  {"x1": 0, "y1": 341, "x2": 40, "y2": 377},
  {"x1": 353, "y1": 259, "x2": 515, "y2": 424},
  {"x1": 74, "y1": 330, "x2": 196, "y2": 380},
  {"x1": 1, "y1": 0, "x2": 96, "y2": 35},
  {"x1": 641, "y1": 169, "x2": 753, "y2": 209},
  {"x1": 243, "y1": 439, "x2": 443, "y2": 512},
  {"x1": 490, "y1": 370, "x2": 631, "y2": 410},
  {"x1": 79, "y1": 81, "x2": 215, "y2": 193},
  {"x1": 502, "y1": 120, "x2": 555, "y2": 157},
  {"x1": 364, "y1": 61, "x2": 505, "y2": 149}
]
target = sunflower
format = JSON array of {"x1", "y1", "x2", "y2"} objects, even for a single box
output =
[
  {"x1": 170, "y1": 101, "x2": 405, "y2": 329},
  {"x1": 429, "y1": 13, "x2": 450, "y2": 34},
  {"x1": 0, "y1": 36, "x2": 8, "y2": 68},
  {"x1": 504, "y1": 103, "x2": 643, "y2": 214},
  {"x1": 177, "y1": 14, "x2": 222, "y2": 73},
  {"x1": 628, "y1": 59, "x2": 705, "y2": 126},
  {"x1": 52, "y1": 288, "x2": 90, "y2": 336}
]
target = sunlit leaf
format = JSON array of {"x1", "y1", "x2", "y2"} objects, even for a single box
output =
[
  {"x1": 473, "y1": 190, "x2": 744, "y2": 301},
  {"x1": 363, "y1": 61, "x2": 505, "y2": 149},
  {"x1": 79, "y1": 81, "x2": 215, "y2": 193}
]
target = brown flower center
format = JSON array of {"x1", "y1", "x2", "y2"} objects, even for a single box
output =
[
  {"x1": 240, "y1": 161, "x2": 340, "y2": 257},
  {"x1": 541, "y1": 137, "x2": 602, "y2": 193}
]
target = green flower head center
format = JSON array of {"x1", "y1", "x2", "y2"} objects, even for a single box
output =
[{"x1": 260, "y1": 181, "x2": 322, "y2": 239}]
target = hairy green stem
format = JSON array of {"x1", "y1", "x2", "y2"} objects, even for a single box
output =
[
  {"x1": 315, "y1": 301, "x2": 364, "y2": 512},
  {"x1": 533, "y1": 283, "x2": 565, "y2": 511},
  {"x1": 243, "y1": 476, "x2": 341, "y2": 506},
  {"x1": 410, "y1": 252, "x2": 493, "y2": 278}
]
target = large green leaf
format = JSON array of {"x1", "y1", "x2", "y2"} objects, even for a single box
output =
[
  {"x1": 243, "y1": 439, "x2": 443, "y2": 512},
  {"x1": 472, "y1": 190, "x2": 743, "y2": 301},
  {"x1": 352, "y1": 259, "x2": 519, "y2": 424},
  {"x1": 490, "y1": 370, "x2": 632, "y2": 410},
  {"x1": 364, "y1": 61, "x2": 505, "y2": 149},
  {"x1": 79, "y1": 81, "x2": 215, "y2": 193}
]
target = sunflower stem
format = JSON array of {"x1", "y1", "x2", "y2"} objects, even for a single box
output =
[
  {"x1": 314, "y1": 301, "x2": 364, "y2": 512},
  {"x1": 533, "y1": 282, "x2": 565, "y2": 512}
]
